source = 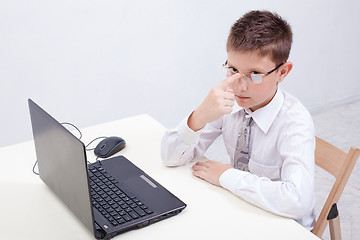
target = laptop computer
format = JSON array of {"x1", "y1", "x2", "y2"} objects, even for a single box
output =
[{"x1": 28, "y1": 99, "x2": 186, "y2": 239}]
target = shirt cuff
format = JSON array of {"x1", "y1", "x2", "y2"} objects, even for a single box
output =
[{"x1": 177, "y1": 116, "x2": 203, "y2": 145}]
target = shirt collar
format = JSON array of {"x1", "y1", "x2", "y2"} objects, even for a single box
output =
[{"x1": 235, "y1": 88, "x2": 284, "y2": 134}]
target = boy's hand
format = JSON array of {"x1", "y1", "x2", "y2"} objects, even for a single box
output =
[
  {"x1": 188, "y1": 73, "x2": 240, "y2": 131},
  {"x1": 192, "y1": 160, "x2": 233, "y2": 187}
]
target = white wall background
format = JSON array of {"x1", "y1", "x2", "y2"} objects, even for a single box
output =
[{"x1": 1, "y1": 0, "x2": 360, "y2": 148}]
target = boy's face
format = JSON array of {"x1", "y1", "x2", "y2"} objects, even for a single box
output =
[{"x1": 227, "y1": 50, "x2": 292, "y2": 112}]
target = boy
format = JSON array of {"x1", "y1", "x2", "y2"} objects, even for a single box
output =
[{"x1": 161, "y1": 10, "x2": 316, "y2": 230}]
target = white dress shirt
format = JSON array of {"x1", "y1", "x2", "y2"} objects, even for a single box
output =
[{"x1": 161, "y1": 88, "x2": 316, "y2": 230}]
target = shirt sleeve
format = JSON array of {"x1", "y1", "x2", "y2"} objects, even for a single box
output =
[
  {"x1": 219, "y1": 116, "x2": 315, "y2": 223},
  {"x1": 161, "y1": 114, "x2": 223, "y2": 166}
]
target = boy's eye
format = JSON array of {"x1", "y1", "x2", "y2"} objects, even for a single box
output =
[
  {"x1": 229, "y1": 67, "x2": 238, "y2": 73},
  {"x1": 251, "y1": 71, "x2": 261, "y2": 75}
]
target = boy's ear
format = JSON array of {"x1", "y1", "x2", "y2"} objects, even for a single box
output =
[{"x1": 278, "y1": 62, "x2": 293, "y2": 83}]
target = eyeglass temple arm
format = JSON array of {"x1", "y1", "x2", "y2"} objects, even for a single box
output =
[{"x1": 264, "y1": 62, "x2": 285, "y2": 76}]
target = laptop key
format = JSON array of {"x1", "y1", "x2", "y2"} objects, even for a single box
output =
[
  {"x1": 118, "y1": 210, "x2": 126, "y2": 216},
  {"x1": 89, "y1": 164, "x2": 157, "y2": 225},
  {"x1": 133, "y1": 207, "x2": 146, "y2": 217},
  {"x1": 126, "y1": 200, "x2": 134, "y2": 205},
  {"x1": 144, "y1": 209, "x2": 153, "y2": 214},
  {"x1": 128, "y1": 211, "x2": 139, "y2": 219},
  {"x1": 117, "y1": 218, "x2": 125, "y2": 224},
  {"x1": 123, "y1": 214, "x2": 132, "y2": 222}
]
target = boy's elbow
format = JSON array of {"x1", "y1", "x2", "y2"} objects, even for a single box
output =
[
  {"x1": 161, "y1": 147, "x2": 184, "y2": 167},
  {"x1": 161, "y1": 149, "x2": 173, "y2": 166},
  {"x1": 161, "y1": 154, "x2": 179, "y2": 167},
  {"x1": 282, "y1": 183, "x2": 313, "y2": 219},
  {"x1": 161, "y1": 146, "x2": 194, "y2": 167},
  {"x1": 288, "y1": 199, "x2": 309, "y2": 219},
  {"x1": 161, "y1": 139, "x2": 193, "y2": 167},
  {"x1": 161, "y1": 134, "x2": 180, "y2": 166},
  {"x1": 162, "y1": 160, "x2": 181, "y2": 167}
]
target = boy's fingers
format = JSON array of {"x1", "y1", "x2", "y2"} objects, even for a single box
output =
[
  {"x1": 224, "y1": 91, "x2": 235, "y2": 100},
  {"x1": 192, "y1": 169, "x2": 205, "y2": 180},
  {"x1": 192, "y1": 161, "x2": 211, "y2": 171},
  {"x1": 193, "y1": 161, "x2": 206, "y2": 169},
  {"x1": 218, "y1": 73, "x2": 240, "y2": 90},
  {"x1": 224, "y1": 99, "x2": 235, "y2": 107}
]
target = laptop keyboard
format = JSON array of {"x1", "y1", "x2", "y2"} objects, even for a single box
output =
[{"x1": 89, "y1": 165, "x2": 153, "y2": 227}]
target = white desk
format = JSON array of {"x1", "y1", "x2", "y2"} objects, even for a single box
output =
[{"x1": 0, "y1": 114, "x2": 319, "y2": 240}]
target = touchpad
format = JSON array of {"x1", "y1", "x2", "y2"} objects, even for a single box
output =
[
  {"x1": 101, "y1": 156, "x2": 144, "y2": 180},
  {"x1": 123, "y1": 175, "x2": 159, "y2": 199}
]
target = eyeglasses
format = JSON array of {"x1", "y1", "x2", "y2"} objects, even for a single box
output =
[{"x1": 222, "y1": 60, "x2": 285, "y2": 84}]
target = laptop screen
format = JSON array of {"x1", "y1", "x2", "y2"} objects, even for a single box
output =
[{"x1": 28, "y1": 99, "x2": 95, "y2": 235}]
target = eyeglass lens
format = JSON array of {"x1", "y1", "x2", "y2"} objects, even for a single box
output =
[{"x1": 225, "y1": 68, "x2": 263, "y2": 84}]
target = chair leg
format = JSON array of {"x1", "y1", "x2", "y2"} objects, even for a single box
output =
[
  {"x1": 329, "y1": 217, "x2": 341, "y2": 240},
  {"x1": 327, "y1": 203, "x2": 341, "y2": 240}
]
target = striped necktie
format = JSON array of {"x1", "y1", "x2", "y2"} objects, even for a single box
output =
[{"x1": 233, "y1": 110, "x2": 253, "y2": 171}]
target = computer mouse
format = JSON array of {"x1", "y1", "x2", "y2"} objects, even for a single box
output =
[{"x1": 94, "y1": 136, "x2": 126, "y2": 158}]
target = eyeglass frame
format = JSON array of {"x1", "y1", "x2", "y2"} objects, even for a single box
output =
[{"x1": 222, "y1": 60, "x2": 286, "y2": 84}]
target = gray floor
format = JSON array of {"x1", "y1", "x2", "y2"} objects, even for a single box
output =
[
  {"x1": 312, "y1": 101, "x2": 360, "y2": 240},
  {"x1": 204, "y1": 101, "x2": 360, "y2": 240}
]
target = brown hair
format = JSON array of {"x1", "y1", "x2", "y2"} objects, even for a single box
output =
[{"x1": 226, "y1": 10, "x2": 292, "y2": 65}]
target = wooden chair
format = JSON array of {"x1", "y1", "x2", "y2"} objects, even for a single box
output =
[{"x1": 312, "y1": 137, "x2": 360, "y2": 239}]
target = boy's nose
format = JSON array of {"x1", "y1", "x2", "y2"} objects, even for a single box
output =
[{"x1": 234, "y1": 75, "x2": 248, "y2": 92}]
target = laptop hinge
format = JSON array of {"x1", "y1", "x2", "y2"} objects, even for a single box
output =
[{"x1": 94, "y1": 221, "x2": 107, "y2": 239}]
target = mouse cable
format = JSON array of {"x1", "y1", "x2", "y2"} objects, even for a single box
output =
[
  {"x1": 32, "y1": 122, "x2": 106, "y2": 175},
  {"x1": 85, "y1": 136, "x2": 107, "y2": 151},
  {"x1": 87, "y1": 156, "x2": 104, "y2": 165},
  {"x1": 61, "y1": 122, "x2": 107, "y2": 151},
  {"x1": 61, "y1": 123, "x2": 107, "y2": 151},
  {"x1": 32, "y1": 122, "x2": 82, "y2": 175},
  {"x1": 61, "y1": 122, "x2": 82, "y2": 140},
  {"x1": 85, "y1": 137, "x2": 108, "y2": 165},
  {"x1": 32, "y1": 160, "x2": 40, "y2": 175}
]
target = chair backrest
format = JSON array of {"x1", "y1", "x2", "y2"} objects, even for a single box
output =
[{"x1": 312, "y1": 137, "x2": 360, "y2": 237}]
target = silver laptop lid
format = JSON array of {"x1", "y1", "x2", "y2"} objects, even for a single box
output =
[{"x1": 28, "y1": 99, "x2": 95, "y2": 235}]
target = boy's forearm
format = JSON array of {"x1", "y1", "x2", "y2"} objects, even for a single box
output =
[{"x1": 187, "y1": 109, "x2": 207, "y2": 132}]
